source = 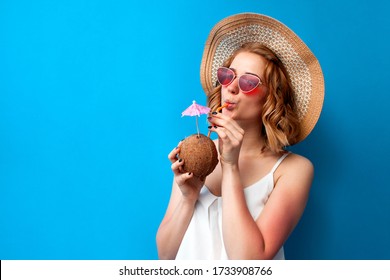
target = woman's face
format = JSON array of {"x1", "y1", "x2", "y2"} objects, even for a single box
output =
[{"x1": 221, "y1": 51, "x2": 268, "y2": 122}]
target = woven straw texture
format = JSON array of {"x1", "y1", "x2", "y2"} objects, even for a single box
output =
[{"x1": 200, "y1": 13, "x2": 324, "y2": 143}]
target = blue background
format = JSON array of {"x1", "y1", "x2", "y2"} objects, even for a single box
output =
[{"x1": 1, "y1": 0, "x2": 389, "y2": 260}]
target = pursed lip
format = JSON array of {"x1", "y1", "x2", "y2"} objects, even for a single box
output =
[
  {"x1": 223, "y1": 100, "x2": 237, "y2": 109},
  {"x1": 223, "y1": 99, "x2": 237, "y2": 104}
]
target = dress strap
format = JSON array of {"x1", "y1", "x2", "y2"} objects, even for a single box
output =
[{"x1": 270, "y1": 152, "x2": 290, "y2": 173}]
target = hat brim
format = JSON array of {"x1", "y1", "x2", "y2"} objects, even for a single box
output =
[{"x1": 200, "y1": 13, "x2": 324, "y2": 143}]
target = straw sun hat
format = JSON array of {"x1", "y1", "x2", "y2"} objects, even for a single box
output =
[{"x1": 200, "y1": 13, "x2": 324, "y2": 143}]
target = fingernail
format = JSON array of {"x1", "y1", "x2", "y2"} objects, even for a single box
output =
[{"x1": 212, "y1": 111, "x2": 218, "y2": 115}]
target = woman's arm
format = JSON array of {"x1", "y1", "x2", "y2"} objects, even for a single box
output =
[
  {"x1": 156, "y1": 146, "x2": 204, "y2": 259},
  {"x1": 221, "y1": 154, "x2": 313, "y2": 259},
  {"x1": 156, "y1": 179, "x2": 198, "y2": 259},
  {"x1": 208, "y1": 113, "x2": 313, "y2": 259}
]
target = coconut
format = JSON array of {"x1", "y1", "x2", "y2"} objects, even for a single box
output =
[{"x1": 178, "y1": 134, "x2": 219, "y2": 179}]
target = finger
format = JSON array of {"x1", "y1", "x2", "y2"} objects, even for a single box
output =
[
  {"x1": 171, "y1": 158, "x2": 184, "y2": 175},
  {"x1": 213, "y1": 127, "x2": 236, "y2": 144},
  {"x1": 209, "y1": 113, "x2": 244, "y2": 135},
  {"x1": 176, "y1": 172, "x2": 193, "y2": 186},
  {"x1": 209, "y1": 125, "x2": 241, "y2": 145},
  {"x1": 168, "y1": 138, "x2": 185, "y2": 163},
  {"x1": 168, "y1": 146, "x2": 180, "y2": 163}
]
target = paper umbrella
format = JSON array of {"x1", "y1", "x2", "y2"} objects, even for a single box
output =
[{"x1": 181, "y1": 100, "x2": 211, "y2": 136}]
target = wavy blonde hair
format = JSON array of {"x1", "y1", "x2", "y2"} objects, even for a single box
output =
[{"x1": 207, "y1": 42, "x2": 300, "y2": 153}]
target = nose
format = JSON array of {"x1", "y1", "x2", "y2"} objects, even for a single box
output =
[{"x1": 226, "y1": 77, "x2": 239, "y2": 94}]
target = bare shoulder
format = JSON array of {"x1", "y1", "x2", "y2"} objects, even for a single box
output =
[
  {"x1": 283, "y1": 152, "x2": 313, "y2": 171},
  {"x1": 275, "y1": 152, "x2": 314, "y2": 189},
  {"x1": 255, "y1": 152, "x2": 314, "y2": 256}
]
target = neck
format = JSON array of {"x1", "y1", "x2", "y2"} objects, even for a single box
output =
[{"x1": 238, "y1": 120, "x2": 266, "y2": 157}]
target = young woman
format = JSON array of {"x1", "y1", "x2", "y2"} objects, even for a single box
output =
[{"x1": 157, "y1": 13, "x2": 324, "y2": 260}]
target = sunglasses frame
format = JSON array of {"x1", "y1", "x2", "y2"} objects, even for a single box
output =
[{"x1": 217, "y1": 67, "x2": 263, "y2": 93}]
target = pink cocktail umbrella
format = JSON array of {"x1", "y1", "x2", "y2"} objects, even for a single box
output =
[{"x1": 182, "y1": 100, "x2": 211, "y2": 137}]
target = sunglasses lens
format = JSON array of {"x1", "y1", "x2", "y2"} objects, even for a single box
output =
[
  {"x1": 239, "y1": 75, "x2": 261, "y2": 92},
  {"x1": 217, "y1": 68, "x2": 235, "y2": 86}
]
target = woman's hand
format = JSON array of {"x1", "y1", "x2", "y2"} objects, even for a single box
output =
[
  {"x1": 168, "y1": 144, "x2": 204, "y2": 202},
  {"x1": 208, "y1": 112, "x2": 245, "y2": 165}
]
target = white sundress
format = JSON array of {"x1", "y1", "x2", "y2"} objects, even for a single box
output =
[{"x1": 176, "y1": 153, "x2": 290, "y2": 260}]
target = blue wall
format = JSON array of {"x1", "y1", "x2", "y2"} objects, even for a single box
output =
[{"x1": 1, "y1": 0, "x2": 389, "y2": 259}]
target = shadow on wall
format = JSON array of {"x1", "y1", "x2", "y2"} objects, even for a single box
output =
[{"x1": 285, "y1": 104, "x2": 342, "y2": 259}]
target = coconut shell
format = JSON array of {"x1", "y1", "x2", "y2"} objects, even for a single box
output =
[{"x1": 178, "y1": 134, "x2": 219, "y2": 179}]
